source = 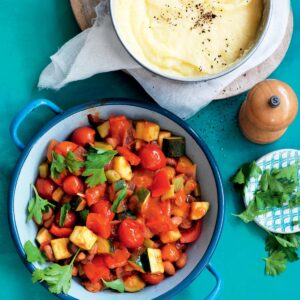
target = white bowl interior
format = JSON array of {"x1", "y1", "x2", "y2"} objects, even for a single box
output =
[{"x1": 13, "y1": 104, "x2": 218, "y2": 299}]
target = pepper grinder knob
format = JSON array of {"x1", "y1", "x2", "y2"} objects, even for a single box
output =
[{"x1": 239, "y1": 80, "x2": 298, "y2": 144}]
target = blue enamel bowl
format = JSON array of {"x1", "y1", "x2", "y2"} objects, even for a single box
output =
[{"x1": 9, "y1": 99, "x2": 224, "y2": 300}]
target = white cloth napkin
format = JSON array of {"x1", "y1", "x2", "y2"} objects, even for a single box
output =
[{"x1": 39, "y1": 0, "x2": 290, "y2": 119}]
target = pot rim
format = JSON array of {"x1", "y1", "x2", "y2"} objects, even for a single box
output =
[
  {"x1": 8, "y1": 98, "x2": 225, "y2": 299},
  {"x1": 109, "y1": 0, "x2": 273, "y2": 82}
]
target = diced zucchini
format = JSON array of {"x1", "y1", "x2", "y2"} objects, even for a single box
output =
[
  {"x1": 136, "y1": 187, "x2": 150, "y2": 203},
  {"x1": 176, "y1": 156, "x2": 196, "y2": 177},
  {"x1": 114, "y1": 180, "x2": 127, "y2": 192},
  {"x1": 96, "y1": 237, "x2": 111, "y2": 254},
  {"x1": 105, "y1": 170, "x2": 121, "y2": 183},
  {"x1": 71, "y1": 196, "x2": 86, "y2": 211},
  {"x1": 161, "y1": 185, "x2": 175, "y2": 200},
  {"x1": 94, "y1": 141, "x2": 113, "y2": 150},
  {"x1": 36, "y1": 228, "x2": 52, "y2": 245},
  {"x1": 79, "y1": 209, "x2": 89, "y2": 224},
  {"x1": 50, "y1": 238, "x2": 72, "y2": 260},
  {"x1": 160, "y1": 229, "x2": 182, "y2": 243},
  {"x1": 194, "y1": 183, "x2": 201, "y2": 197},
  {"x1": 146, "y1": 248, "x2": 164, "y2": 274},
  {"x1": 39, "y1": 162, "x2": 49, "y2": 178},
  {"x1": 135, "y1": 139, "x2": 144, "y2": 151},
  {"x1": 113, "y1": 156, "x2": 133, "y2": 181},
  {"x1": 158, "y1": 131, "x2": 171, "y2": 147},
  {"x1": 190, "y1": 202, "x2": 209, "y2": 220},
  {"x1": 136, "y1": 121, "x2": 160, "y2": 142},
  {"x1": 124, "y1": 275, "x2": 146, "y2": 292},
  {"x1": 162, "y1": 137, "x2": 185, "y2": 158},
  {"x1": 52, "y1": 187, "x2": 64, "y2": 202},
  {"x1": 173, "y1": 176, "x2": 185, "y2": 192},
  {"x1": 97, "y1": 121, "x2": 110, "y2": 138},
  {"x1": 69, "y1": 226, "x2": 98, "y2": 250},
  {"x1": 143, "y1": 238, "x2": 155, "y2": 248}
]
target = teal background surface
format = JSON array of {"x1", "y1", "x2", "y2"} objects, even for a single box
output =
[{"x1": 1, "y1": 1, "x2": 299, "y2": 299}]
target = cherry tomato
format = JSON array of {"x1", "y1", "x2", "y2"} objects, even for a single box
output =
[
  {"x1": 161, "y1": 244, "x2": 181, "y2": 262},
  {"x1": 141, "y1": 273, "x2": 164, "y2": 285},
  {"x1": 118, "y1": 219, "x2": 144, "y2": 249},
  {"x1": 139, "y1": 144, "x2": 166, "y2": 171},
  {"x1": 150, "y1": 169, "x2": 171, "y2": 197},
  {"x1": 83, "y1": 256, "x2": 111, "y2": 283},
  {"x1": 180, "y1": 220, "x2": 202, "y2": 243},
  {"x1": 55, "y1": 210, "x2": 76, "y2": 228},
  {"x1": 54, "y1": 141, "x2": 78, "y2": 157},
  {"x1": 49, "y1": 223, "x2": 73, "y2": 237},
  {"x1": 36, "y1": 178, "x2": 56, "y2": 200},
  {"x1": 62, "y1": 175, "x2": 84, "y2": 196},
  {"x1": 50, "y1": 171, "x2": 67, "y2": 186},
  {"x1": 103, "y1": 247, "x2": 130, "y2": 269},
  {"x1": 91, "y1": 199, "x2": 115, "y2": 221},
  {"x1": 85, "y1": 184, "x2": 107, "y2": 206},
  {"x1": 47, "y1": 139, "x2": 59, "y2": 162},
  {"x1": 86, "y1": 213, "x2": 111, "y2": 238},
  {"x1": 109, "y1": 116, "x2": 133, "y2": 146},
  {"x1": 71, "y1": 127, "x2": 96, "y2": 146}
]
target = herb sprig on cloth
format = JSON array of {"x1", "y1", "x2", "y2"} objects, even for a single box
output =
[{"x1": 232, "y1": 161, "x2": 300, "y2": 276}]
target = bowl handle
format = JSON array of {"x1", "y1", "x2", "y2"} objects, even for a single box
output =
[
  {"x1": 9, "y1": 99, "x2": 64, "y2": 150},
  {"x1": 204, "y1": 263, "x2": 222, "y2": 300}
]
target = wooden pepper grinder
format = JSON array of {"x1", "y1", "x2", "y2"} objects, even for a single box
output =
[{"x1": 239, "y1": 79, "x2": 298, "y2": 144}]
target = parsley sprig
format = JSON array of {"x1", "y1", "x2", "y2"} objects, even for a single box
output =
[
  {"x1": 32, "y1": 249, "x2": 80, "y2": 294},
  {"x1": 24, "y1": 241, "x2": 46, "y2": 264},
  {"x1": 232, "y1": 161, "x2": 300, "y2": 276},
  {"x1": 27, "y1": 185, "x2": 55, "y2": 224},
  {"x1": 82, "y1": 147, "x2": 117, "y2": 187},
  {"x1": 50, "y1": 151, "x2": 84, "y2": 179}
]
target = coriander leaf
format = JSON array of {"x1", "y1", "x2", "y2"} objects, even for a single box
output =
[
  {"x1": 292, "y1": 220, "x2": 300, "y2": 226},
  {"x1": 282, "y1": 247, "x2": 299, "y2": 262},
  {"x1": 272, "y1": 164, "x2": 298, "y2": 182},
  {"x1": 264, "y1": 250, "x2": 287, "y2": 276},
  {"x1": 274, "y1": 235, "x2": 295, "y2": 248},
  {"x1": 82, "y1": 149, "x2": 117, "y2": 187},
  {"x1": 111, "y1": 187, "x2": 128, "y2": 213},
  {"x1": 288, "y1": 193, "x2": 300, "y2": 208},
  {"x1": 65, "y1": 151, "x2": 84, "y2": 174},
  {"x1": 59, "y1": 203, "x2": 71, "y2": 227},
  {"x1": 24, "y1": 241, "x2": 46, "y2": 264},
  {"x1": 260, "y1": 171, "x2": 269, "y2": 192},
  {"x1": 50, "y1": 151, "x2": 65, "y2": 179},
  {"x1": 234, "y1": 200, "x2": 268, "y2": 223},
  {"x1": 231, "y1": 168, "x2": 245, "y2": 185},
  {"x1": 27, "y1": 185, "x2": 55, "y2": 223},
  {"x1": 32, "y1": 249, "x2": 79, "y2": 294},
  {"x1": 102, "y1": 279, "x2": 125, "y2": 293},
  {"x1": 79, "y1": 209, "x2": 89, "y2": 223},
  {"x1": 248, "y1": 161, "x2": 263, "y2": 179}
]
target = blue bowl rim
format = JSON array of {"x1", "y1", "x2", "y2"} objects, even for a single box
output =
[{"x1": 8, "y1": 98, "x2": 225, "y2": 300}]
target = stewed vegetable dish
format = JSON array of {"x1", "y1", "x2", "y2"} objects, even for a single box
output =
[{"x1": 25, "y1": 114, "x2": 209, "y2": 294}]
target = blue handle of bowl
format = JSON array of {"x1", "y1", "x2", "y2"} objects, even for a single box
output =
[
  {"x1": 204, "y1": 263, "x2": 222, "y2": 300},
  {"x1": 9, "y1": 99, "x2": 64, "y2": 150}
]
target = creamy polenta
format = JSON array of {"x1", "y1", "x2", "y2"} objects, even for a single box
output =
[{"x1": 114, "y1": 0, "x2": 263, "y2": 78}]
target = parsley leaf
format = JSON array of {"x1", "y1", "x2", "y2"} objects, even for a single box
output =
[
  {"x1": 50, "y1": 151, "x2": 65, "y2": 179},
  {"x1": 234, "y1": 200, "x2": 268, "y2": 223},
  {"x1": 27, "y1": 185, "x2": 55, "y2": 224},
  {"x1": 59, "y1": 203, "x2": 71, "y2": 227},
  {"x1": 65, "y1": 151, "x2": 84, "y2": 174},
  {"x1": 264, "y1": 250, "x2": 287, "y2": 276},
  {"x1": 111, "y1": 187, "x2": 128, "y2": 213},
  {"x1": 82, "y1": 149, "x2": 117, "y2": 187},
  {"x1": 102, "y1": 279, "x2": 125, "y2": 293},
  {"x1": 24, "y1": 241, "x2": 46, "y2": 264},
  {"x1": 32, "y1": 249, "x2": 79, "y2": 294}
]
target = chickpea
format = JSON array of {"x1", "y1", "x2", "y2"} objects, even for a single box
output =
[
  {"x1": 171, "y1": 216, "x2": 183, "y2": 226},
  {"x1": 72, "y1": 266, "x2": 78, "y2": 277},
  {"x1": 176, "y1": 253, "x2": 187, "y2": 269},
  {"x1": 43, "y1": 245, "x2": 54, "y2": 262},
  {"x1": 180, "y1": 218, "x2": 192, "y2": 229},
  {"x1": 42, "y1": 207, "x2": 53, "y2": 221},
  {"x1": 75, "y1": 252, "x2": 87, "y2": 262},
  {"x1": 88, "y1": 243, "x2": 98, "y2": 255},
  {"x1": 163, "y1": 261, "x2": 175, "y2": 276},
  {"x1": 161, "y1": 244, "x2": 180, "y2": 262},
  {"x1": 82, "y1": 281, "x2": 102, "y2": 293},
  {"x1": 43, "y1": 215, "x2": 55, "y2": 228}
]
